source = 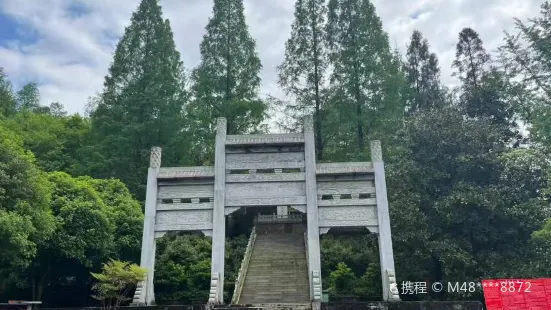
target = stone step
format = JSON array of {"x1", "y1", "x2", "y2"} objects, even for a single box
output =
[
  {"x1": 242, "y1": 282, "x2": 309, "y2": 287},
  {"x1": 250, "y1": 256, "x2": 306, "y2": 260},
  {"x1": 238, "y1": 226, "x2": 309, "y2": 305},
  {"x1": 247, "y1": 261, "x2": 308, "y2": 266},
  {"x1": 242, "y1": 284, "x2": 309, "y2": 288},
  {"x1": 244, "y1": 274, "x2": 307, "y2": 278},
  {"x1": 247, "y1": 303, "x2": 312, "y2": 310},
  {"x1": 241, "y1": 292, "x2": 309, "y2": 296},
  {"x1": 239, "y1": 298, "x2": 310, "y2": 304}
]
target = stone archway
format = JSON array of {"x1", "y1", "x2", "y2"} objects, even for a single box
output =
[{"x1": 133, "y1": 116, "x2": 400, "y2": 305}]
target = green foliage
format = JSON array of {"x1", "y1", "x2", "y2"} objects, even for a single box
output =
[
  {"x1": 47, "y1": 172, "x2": 115, "y2": 266},
  {"x1": 2, "y1": 0, "x2": 551, "y2": 305},
  {"x1": 224, "y1": 235, "x2": 248, "y2": 302},
  {"x1": 532, "y1": 219, "x2": 551, "y2": 275},
  {"x1": 188, "y1": 0, "x2": 267, "y2": 164},
  {"x1": 0, "y1": 68, "x2": 16, "y2": 117},
  {"x1": 155, "y1": 235, "x2": 212, "y2": 303},
  {"x1": 499, "y1": 2, "x2": 551, "y2": 147},
  {"x1": 321, "y1": 234, "x2": 381, "y2": 298},
  {"x1": 82, "y1": 177, "x2": 143, "y2": 261},
  {"x1": 328, "y1": 262, "x2": 356, "y2": 295},
  {"x1": 453, "y1": 28, "x2": 515, "y2": 140},
  {"x1": 324, "y1": 0, "x2": 407, "y2": 159},
  {"x1": 154, "y1": 234, "x2": 247, "y2": 304},
  {"x1": 387, "y1": 105, "x2": 550, "y2": 300},
  {"x1": 16, "y1": 83, "x2": 41, "y2": 112},
  {"x1": 0, "y1": 124, "x2": 54, "y2": 279},
  {"x1": 91, "y1": 259, "x2": 147, "y2": 310},
  {"x1": 87, "y1": 0, "x2": 187, "y2": 199},
  {"x1": 4, "y1": 111, "x2": 90, "y2": 173},
  {"x1": 277, "y1": 0, "x2": 328, "y2": 158},
  {"x1": 0, "y1": 209, "x2": 37, "y2": 277},
  {"x1": 404, "y1": 30, "x2": 442, "y2": 114}
]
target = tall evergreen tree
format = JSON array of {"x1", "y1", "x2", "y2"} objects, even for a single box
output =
[
  {"x1": 188, "y1": 0, "x2": 266, "y2": 163},
  {"x1": 278, "y1": 0, "x2": 328, "y2": 159},
  {"x1": 88, "y1": 0, "x2": 187, "y2": 199},
  {"x1": 499, "y1": 1, "x2": 551, "y2": 146},
  {"x1": 404, "y1": 30, "x2": 442, "y2": 114},
  {"x1": 325, "y1": 0, "x2": 406, "y2": 157},
  {"x1": 452, "y1": 28, "x2": 513, "y2": 131},
  {"x1": 0, "y1": 68, "x2": 16, "y2": 117},
  {"x1": 16, "y1": 83, "x2": 41, "y2": 112}
]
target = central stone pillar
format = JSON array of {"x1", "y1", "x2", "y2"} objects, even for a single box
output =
[
  {"x1": 211, "y1": 118, "x2": 227, "y2": 303},
  {"x1": 303, "y1": 115, "x2": 322, "y2": 301},
  {"x1": 140, "y1": 147, "x2": 161, "y2": 305}
]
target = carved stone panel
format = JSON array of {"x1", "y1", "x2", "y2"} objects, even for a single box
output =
[
  {"x1": 155, "y1": 209, "x2": 213, "y2": 231},
  {"x1": 225, "y1": 133, "x2": 304, "y2": 145},
  {"x1": 226, "y1": 161, "x2": 304, "y2": 170},
  {"x1": 226, "y1": 145, "x2": 305, "y2": 154},
  {"x1": 316, "y1": 162, "x2": 374, "y2": 175},
  {"x1": 156, "y1": 202, "x2": 214, "y2": 211},
  {"x1": 225, "y1": 182, "x2": 306, "y2": 198},
  {"x1": 226, "y1": 172, "x2": 305, "y2": 183},
  {"x1": 226, "y1": 152, "x2": 304, "y2": 165},
  {"x1": 158, "y1": 167, "x2": 215, "y2": 179},
  {"x1": 370, "y1": 140, "x2": 382, "y2": 162},
  {"x1": 317, "y1": 198, "x2": 377, "y2": 207},
  {"x1": 317, "y1": 181, "x2": 375, "y2": 195},
  {"x1": 226, "y1": 196, "x2": 307, "y2": 207},
  {"x1": 158, "y1": 184, "x2": 214, "y2": 199},
  {"x1": 150, "y1": 147, "x2": 162, "y2": 168},
  {"x1": 318, "y1": 206, "x2": 378, "y2": 227}
]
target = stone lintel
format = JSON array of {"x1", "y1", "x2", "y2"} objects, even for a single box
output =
[{"x1": 225, "y1": 133, "x2": 305, "y2": 146}]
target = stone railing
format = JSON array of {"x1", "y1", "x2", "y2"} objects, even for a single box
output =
[
  {"x1": 207, "y1": 272, "x2": 220, "y2": 304},
  {"x1": 304, "y1": 232, "x2": 309, "y2": 264},
  {"x1": 231, "y1": 227, "x2": 257, "y2": 305}
]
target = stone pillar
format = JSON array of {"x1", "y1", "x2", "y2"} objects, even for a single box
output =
[
  {"x1": 371, "y1": 141, "x2": 400, "y2": 301},
  {"x1": 304, "y1": 115, "x2": 322, "y2": 301},
  {"x1": 211, "y1": 118, "x2": 227, "y2": 303},
  {"x1": 139, "y1": 147, "x2": 161, "y2": 305}
]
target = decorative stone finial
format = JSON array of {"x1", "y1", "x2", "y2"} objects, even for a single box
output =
[
  {"x1": 370, "y1": 140, "x2": 382, "y2": 162},
  {"x1": 150, "y1": 147, "x2": 162, "y2": 168},
  {"x1": 216, "y1": 118, "x2": 227, "y2": 137},
  {"x1": 303, "y1": 115, "x2": 314, "y2": 133}
]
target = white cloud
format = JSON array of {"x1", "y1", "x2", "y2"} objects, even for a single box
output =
[{"x1": 0, "y1": 0, "x2": 544, "y2": 116}]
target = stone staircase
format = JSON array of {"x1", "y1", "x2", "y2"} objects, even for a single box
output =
[{"x1": 238, "y1": 228, "x2": 310, "y2": 305}]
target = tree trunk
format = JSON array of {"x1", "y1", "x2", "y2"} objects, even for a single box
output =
[
  {"x1": 311, "y1": 0, "x2": 323, "y2": 160},
  {"x1": 224, "y1": 0, "x2": 233, "y2": 134}
]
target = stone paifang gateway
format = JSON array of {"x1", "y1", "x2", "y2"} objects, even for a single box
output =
[{"x1": 133, "y1": 115, "x2": 400, "y2": 305}]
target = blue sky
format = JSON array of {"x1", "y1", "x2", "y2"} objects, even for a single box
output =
[{"x1": 0, "y1": 0, "x2": 544, "y2": 116}]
